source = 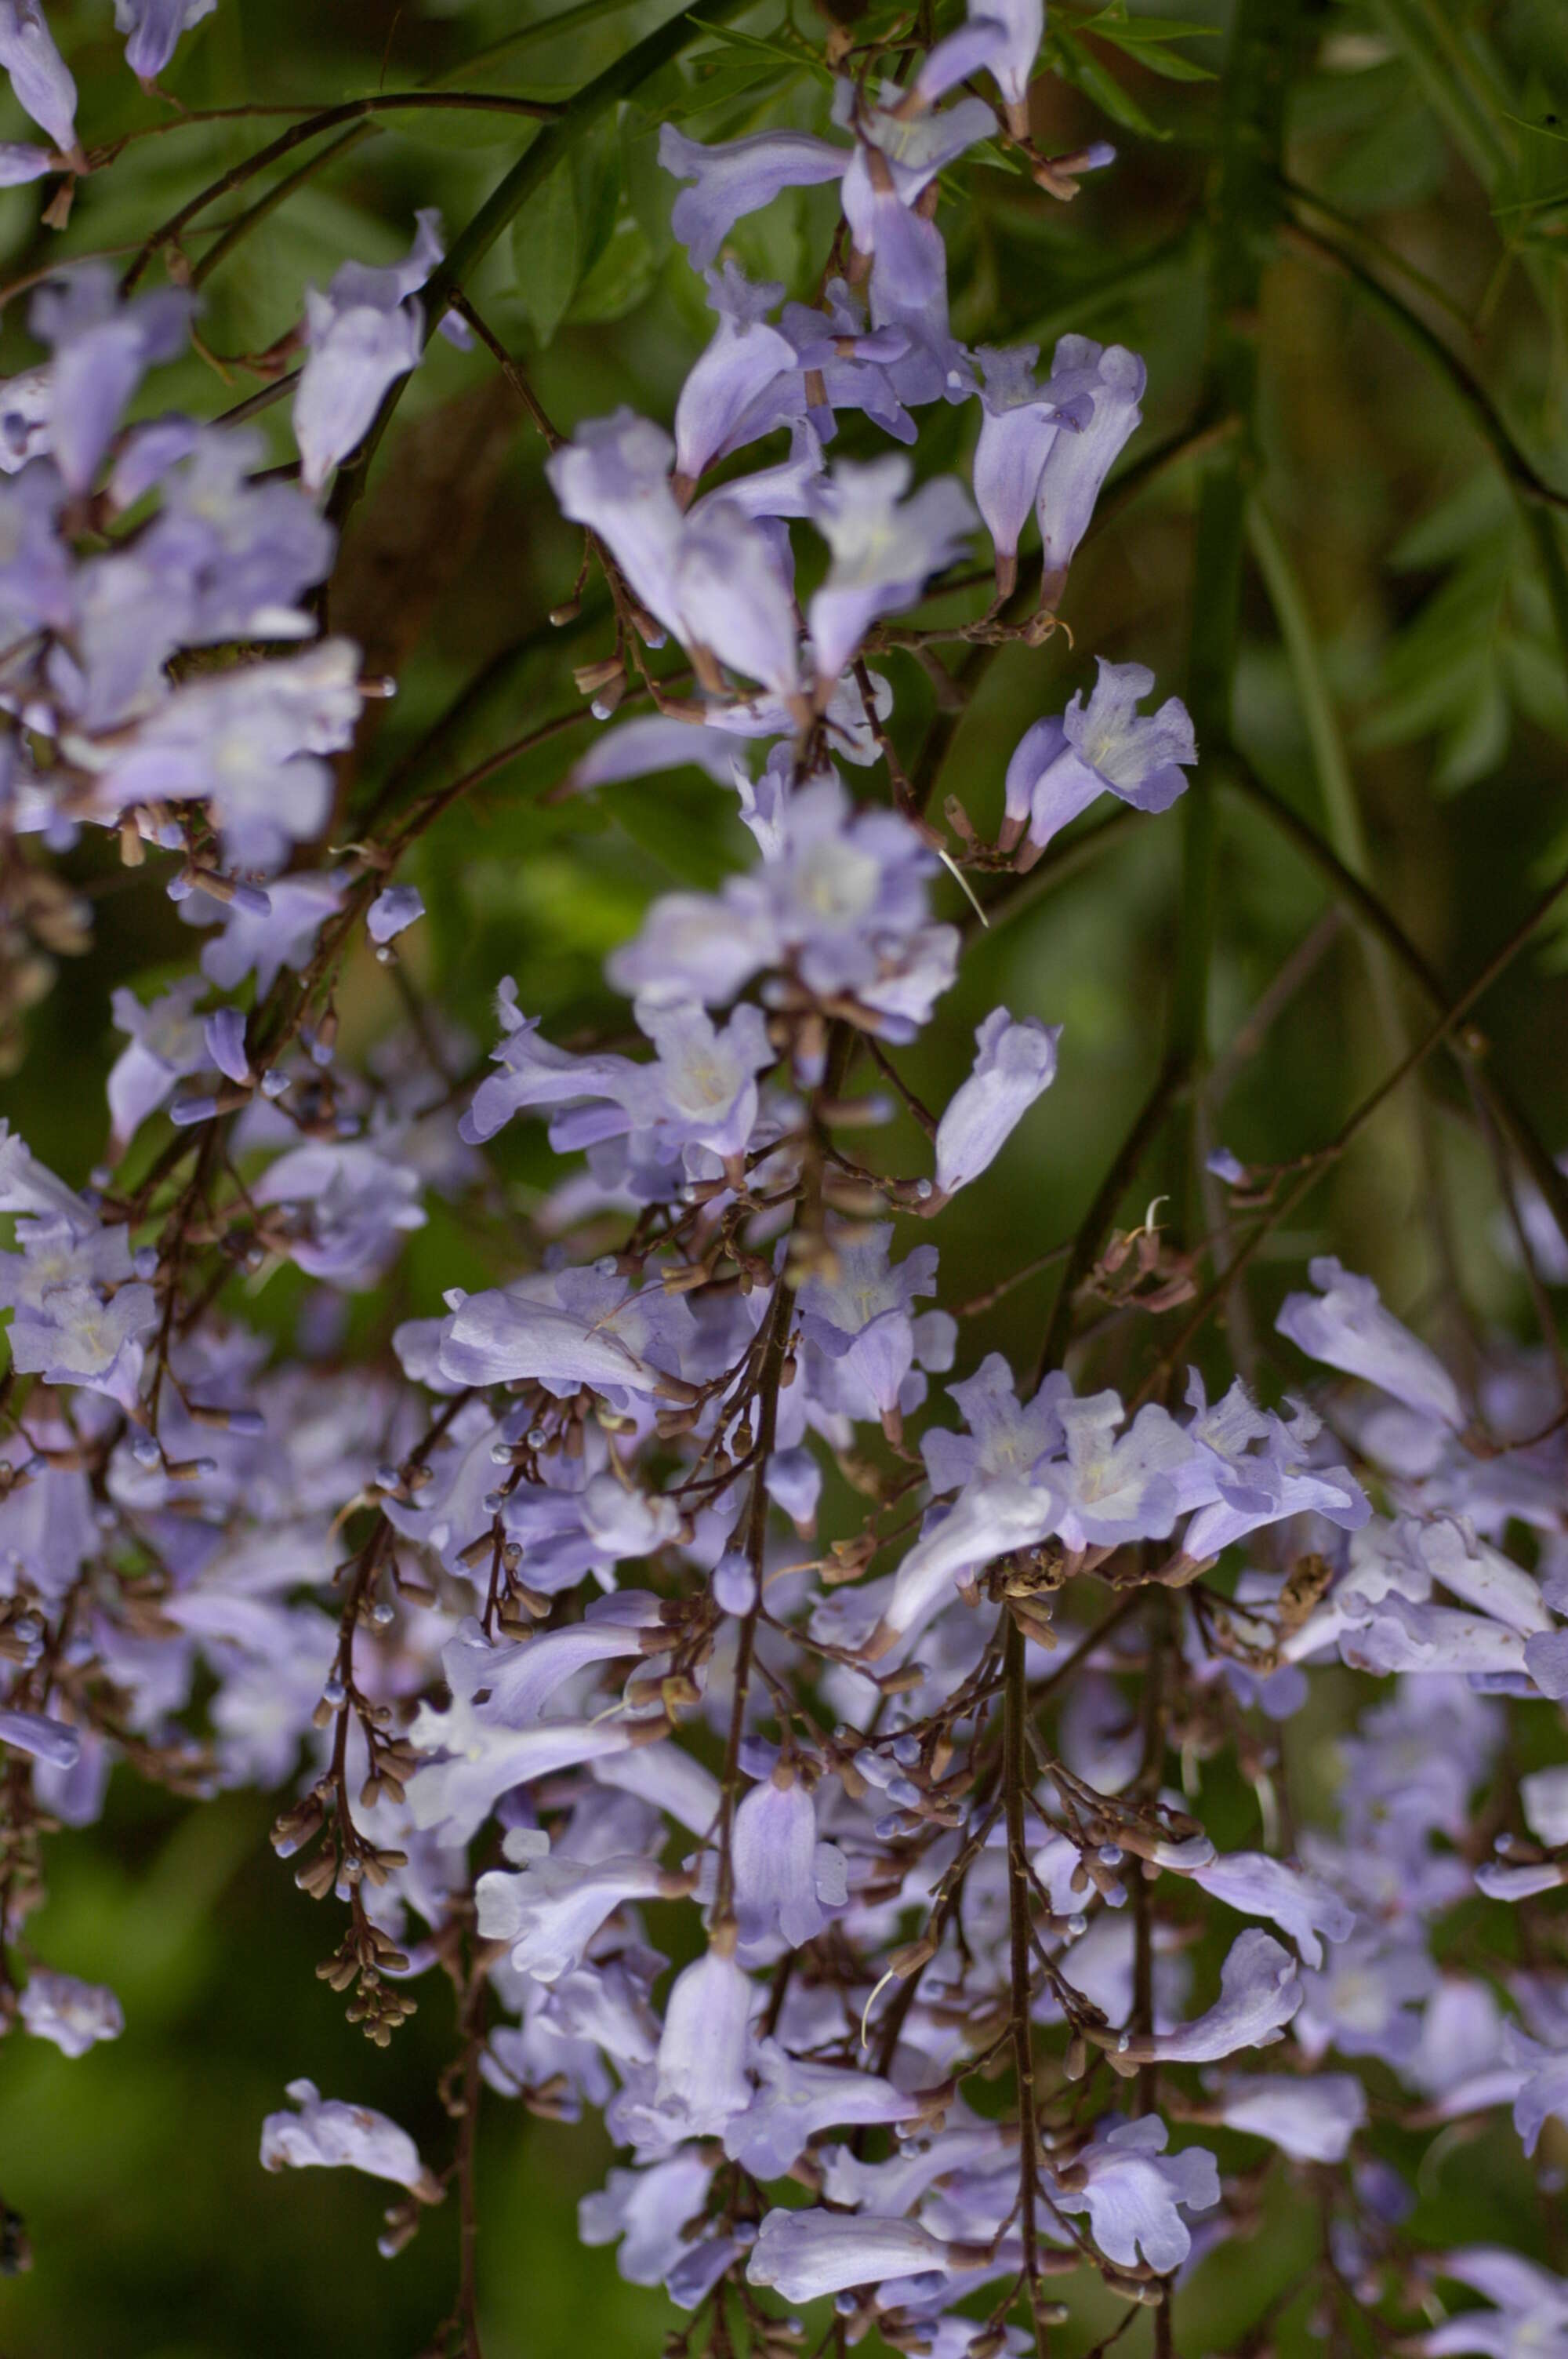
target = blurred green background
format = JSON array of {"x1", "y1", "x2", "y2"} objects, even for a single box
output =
[{"x1": 4, "y1": 0, "x2": 1568, "y2": 2351}]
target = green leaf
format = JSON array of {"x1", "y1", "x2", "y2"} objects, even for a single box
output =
[
  {"x1": 1048, "y1": 31, "x2": 1171, "y2": 140},
  {"x1": 567, "y1": 210, "x2": 657, "y2": 324},
  {"x1": 510, "y1": 158, "x2": 583, "y2": 344}
]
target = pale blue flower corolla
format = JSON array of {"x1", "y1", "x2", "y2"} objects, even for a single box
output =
[
  {"x1": 731, "y1": 1769, "x2": 846, "y2": 1952},
  {"x1": 107, "y1": 977, "x2": 208, "y2": 1148},
  {"x1": 727, "y1": 2043, "x2": 937, "y2": 2179},
  {"x1": 797, "y1": 1223, "x2": 946, "y2": 1431},
  {"x1": 806, "y1": 455, "x2": 975, "y2": 691},
  {"x1": 673, "y1": 265, "x2": 796, "y2": 490},
  {"x1": 611, "y1": 775, "x2": 956, "y2": 1044},
  {"x1": 18, "y1": 1967, "x2": 122, "y2": 2055},
  {"x1": 1192, "y1": 1850, "x2": 1356, "y2": 1971},
  {"x1": 1002, "y1": 657, "x2": 1196, "y2": 864},
  {"x1": 651, "y1": 1943, "x2": 755, "y2": 2135},
  {"x1": 1048, "y1": 2117, "x2": 1219, "y2": 2274},
  {"x1": 0, "y1": 1, "x2": 77, "y2": 156},
  {"x1": 1211, "y1": 2072, "x2": 1366, "y2": 2163},
  {"x1": 1116, "y1": 1928, "x2": 1301, "y2": 2065},
  {"x1": 31, "y1": 264, "x2": 192, "y2": 494},
  {"x1": 1276, "y1": 1256, "x2": 1465, "y2": 1428},
  {"x1": 260, "y1": 2078, "x2": 440, "y2": 2199},
  {"x1": 438, "y1": 1264, "x2": 697, "y2": 1405},
  {"x1": 934, "y1": 1009, "x2": 1061, "y2": 1196},
  {"x1": 1034, "y1": 336, "x2": 1146, "y2": 599},
  {"x1": 116, "y1": 0, "x2": 216, "y2": 83},
  {"x1": 294, "y1": 210, "x2": 462, "y2": 493},
  {"x1": 972, "y1": 343, "x2": 1094, "y2": 592},
  {"x1": 659, "y1": 123, "x2": 849, "y2": 271},
  {"x1": 748, "y1": 2208, "x2": 959, "y2": 2303}
]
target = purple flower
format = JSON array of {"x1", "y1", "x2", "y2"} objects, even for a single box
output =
[
  {"x1": 1504, "y1": 2023, "x2": 1568, "y2": 2157},
  {"x1": 673, "y1": 266, "x2": 797, "y2": 490},
  {"x1": 253, "y1": 1140, "x2": 425, "y2": 1287},
  {"x1": 260, "y1": 2078, "x2": 441, "y2": 2201},
  {"x1": 806, "y1": 456, "x2": 975, "y2": 692},
  {"x1": 107, "y1": 978, "x2": 209, "y2": 1149},
  {"x1": 1034, "y1": 336, "x2": 1146, "y2": 601},
  {"x1": 658, "y1": 124, "x2": 848, "y2": 271},
  {"x1": 579, "y1": 2150, "x2": 717, "y2": 2290},
  {"x1": 1002, "y1": 659, "x2": 1196, "y2": 862},
  {"x1": 0, "y1": 362, "x2": 50, "y2": 471},
  {"x1": 1212, "y1": 2073, "x2": 1366, "y2": 2163},
  {"x1": 973, "y1": 0, "x2": 1043, "y2": 131},
  {"x1": 798, "y1": 1223, "x2": 943, "y2": 1428},
  {"x1": 189, "y1": 871, "x2": 343, "y2": 996},
  {"x1": 1276, "y1": 1256, "x2": 1465, "y2": 1428},
  {"x1": 438, "y1": 1265, "x2": 695, "y2": 1402},
  {"x1": 1050, "y1": 1390, "x2": 1194, "y2": 1552},
  {"x1": 476, "y1": 1842, "x2": 673, "y2": 1983},
  {"x1": 731, "y1": 1770, "x2": 846, "y2": 1951},
  {"x1": 31, "y1": 265, "x2": 193, "y2": 494},
  {"x1": 546, "y1": 408, "x2": 800, "y2": 696},
  {"x1": 1294, "y1": 1936, "x2": 1436, "y2": 2069},
  {"x1": 405, "y1": 1703, "x2": 644, "y2": 1846},
  {"x1": 0, "y1": 1704, "x2": 81, "y2": 1768},
  {"x1": 1412, "y1": 2251, "x2": 1568, "y2": 2359},
  {"x1": 0, "y1": 1, "x2": 77, "y2": 157},
  {"x1": 747, "y1": 2208, "x2": 956, "y2": 2303},
  {"x1": 1192, "y1": 1851, "x2": 1356, "y2": 1970},
  {"x1": 972, "y1": 344, "x2": 1094, "y2": 592},
  {"x1": 652, "y1": 1944, "x2": 755, "y2": 2135},
  {"x1": 18, "y1": 1968, "x2": 122, "y2": 2056},
  {"x1": 294, "y1": 211, "x2": 447, "y2": 492},
  {"x1": 368, "y1": 885, "x2": 425, "y2": 946},
  {"x1": 934, "y1": 1009, "x2": 1060, "y2": 1195},
  {"x1": 115, "y1": 0, "x2": 216, "y2": 83},
  {"x1": 89, "y1": 641, "x2": 362, "y2": 871},
  {"x1": 1049, "y1": 2117, "x2": 1219, "y2": 2274},
  {"x1": 1116, "y1": 1928, "x2": 1301, "y2": 2065}
]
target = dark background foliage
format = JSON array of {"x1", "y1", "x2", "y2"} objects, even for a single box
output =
[{"x1": 3, "y1": 0, "x2": 1568, "y2": 2352}]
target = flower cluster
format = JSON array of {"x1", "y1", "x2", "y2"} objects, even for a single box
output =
[{"x1": 0, "y1": 5, "x2": 1564, "y2": 2357}]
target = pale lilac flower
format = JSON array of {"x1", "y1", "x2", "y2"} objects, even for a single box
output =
[
  {"x1": 1504, "y1": 2023, "x2": 1568, "y2": 2157},
  {"x1": 18, "y1": 1967, "x2": 122, "y2": 2056},
  {"x1": 116, "y1": 0, "x2": 216, "y2": 82},
  {"x1": 727, "y1": 2044, "x2": 929, "y2": 2179},
  {"x1": 731, "y1": 1771, "x2": 846, "y2": 1950},
  {"x1": 973, "y1": 0, "x2": 1043, "y2": 129},
  {"x1": 252, "y1": 1141, "x2": 426, "y2": 1286},
  {"x1": 1003, "y1": 659, "x2": 1196, "y2": 860},
  {"x1": 1117, "y1": 1928, "x2": 1301, "y2": 2064},
  {"x1": 106, "y1": 978, "x2": 209, "y2": 1149},
  {"x1": 191, "y1": 870, "x2": 344, "y2": 996},
  {"x1": 0, "y1": 1704, "x2": 81, "y2": 1768},
  {"x1": 205, "y1": 1007, "x2": 249, "y2": 1086},
  {"x1": 368, "y1": 885, "x2": 424, "y2": 946},
  {"x1": 934, "y1": 1009, "x2": 1061, "y2": 1195},
  {"x1": 1413, "y1": 2251, "x2": 1568, "y2": 2359},
  {"x1": 1049, "y1": 2117, "x2": 1219, "y2": 2274},
  {"x1": 0, "y1": 362, "x2": 50, "y2": 471},
  {"x1": 1050, "y1": 1390, "x2": 1194, "y2": 1552},
  {"x1": 1276, "y1": 1257, "x2": 1465, "y2": 1428},
  {"x1": 798, "y1": 1224, "x2": 942, "y2": 1427},
  {"x1": 405, "y1": 1703, "x2": 644, "y2": 1846},
  {"x1": 972, "y1": 344, "x2": 1093, "y2": 591},
  {"x1": 673, "y1": 266, "x2": 796, "y2": 489},
  {"x1": 438, "y1": 1265, "x2": 695, "y2": 1401},
  {"x1": 806, "y1": 456, "x2": 975, "y2": 689},
  {"x1": 652, "y1": 1945, "x2": 754, "y2": 2135},
  {"x1": 1034, "y1": 337, "x2": 1146, "y2": 598},
  {"x1": 659, "y1": 124, "x2": 849, "y2": 271},
  {"x1": 748, "y1": 2208, "x2": 956, "y2": 2303},
  {"x1": 87, "y1": 640, "x2": 363, "y2": 871},
  {"x1": 580, "y1": 2150, "x2": 717, "y2": 2288},
  {"x1": 0, "y1": 1, "x2": 76, "y2": 156},
  {"x1": 476, "y1": 1845, "x2": 673, "y2": 1983},
  {"x1": 1192, "y1": 1852, "x2": 1356, "y2": 1970},
  {"x1": 1211, "y1": 2073, "x2": 1365, "y2": 2163},
  {"x1": 294, "y1": 211, "x2": 448, "y2": 492},
  {"x1": 31, "y1": 266, "x2": 192, "y2": 494},
  {"x1": 837, "y1": 79, "x2": 997, "y2": 253},
  {"x1": 260, "y1": 2078, "x2": 441, "y2": 2199}
]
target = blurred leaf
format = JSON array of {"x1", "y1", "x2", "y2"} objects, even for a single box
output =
[{"x1": 510, "y1": 157, "x2": 583, "y2": 343}]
